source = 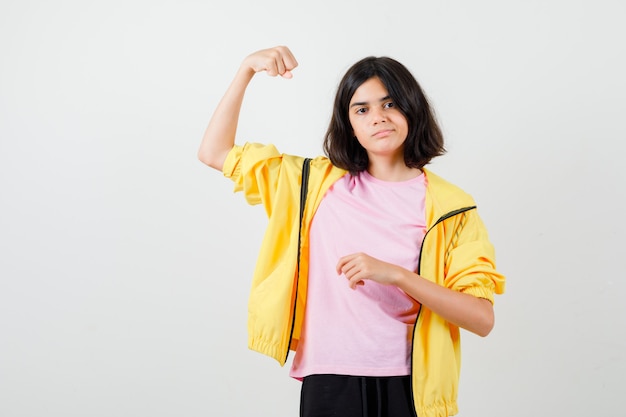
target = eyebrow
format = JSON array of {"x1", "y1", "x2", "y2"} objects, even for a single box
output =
[{"x1": 349, "y1": 95, "x2": 392, "y2": 108}]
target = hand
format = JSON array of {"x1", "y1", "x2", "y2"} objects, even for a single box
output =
[
  {"x1": 242, "y1": 46, "x2": 298, "y2": 79},
  {"x1": 336, "y1": 252, "x2": 403, "y2": 289}
]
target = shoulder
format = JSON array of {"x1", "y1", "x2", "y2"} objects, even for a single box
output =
[
  {"x1": 224, "y1": 142, "x2": 308, "y2": 175},
  {"x1": 423, "y1": 168, "x2": 476, "y2": 212}
]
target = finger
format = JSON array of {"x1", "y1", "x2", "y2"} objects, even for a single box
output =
[
  {"x1": 277, "y1": 46, "x2": 298, "y2": 72},
  {"x1": 264, "y1": 58, "x2": 279, "y2": 77},
  {"x1": 339, "y1": 260, "x2": 359, "y2": 279},
  {"x1": 336, "y1": 253, "x2": 357, "y2": 274},
  {"x1": 336, "y1": 257, "x2": 347, "y2": 274},
  {"x1": 275, "y1": 55, "x2": 286, "y2": 76},
  {"x1": 348, "y1": 275, "x2": 365, "y2": 289}
]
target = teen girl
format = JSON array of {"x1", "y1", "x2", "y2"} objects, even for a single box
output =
[{"x1": 198, "y1": 46, "x2": 505, "y2": 417}]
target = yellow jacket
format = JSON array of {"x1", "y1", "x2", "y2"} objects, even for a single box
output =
[{"x1": 223, "y1": 142, "x2": 505, "y2": 417}]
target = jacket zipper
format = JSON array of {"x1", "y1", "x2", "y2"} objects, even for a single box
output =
[
  {"x1": 284, "y1": 158, "x2": 312, "y2": 365},
  {"x1": 409, "y1": 205, "x2": 476, "y2": 413}
]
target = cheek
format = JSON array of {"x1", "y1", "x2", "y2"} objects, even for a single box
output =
[
  {"x1": 352, "y1": 127, "x2": 367, "y2": 142},
  {"x1": 397, "y1": 115, "x2": 409, "y2": 132}
]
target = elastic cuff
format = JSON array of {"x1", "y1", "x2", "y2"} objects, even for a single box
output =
[
  {"x1": 222, "y1": 144, "x2": 245, "y2": 180},
  {"x1": 462, "y1": 286, "x2": 495, "y2": 304}
]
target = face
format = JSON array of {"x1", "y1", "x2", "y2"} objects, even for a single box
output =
[{"x1": 348, "y1": 77, "x2": 409, "y2": 164}]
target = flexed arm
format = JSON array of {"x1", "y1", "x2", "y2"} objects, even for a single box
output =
[{"x1": 198, "y1": 46, "x2": 299, "y2": 171}]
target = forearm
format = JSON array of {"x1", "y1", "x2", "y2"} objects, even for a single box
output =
[
  {"x1": 337, "y1": 252, "x2": 495, "y2": 337},
  {"x1": 393, "y1": 268, "x2": 495, "y2": 337},
  {"x1": 198, "y1": 46, "x2": 298, "y2": 172},
  {"x1": 198, "y1": 65, "x2": 255, "y2": 171}
]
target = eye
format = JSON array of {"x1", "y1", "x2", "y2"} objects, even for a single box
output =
[
  {"x1": 383, "y1": 101, "x2": 395, "y2": 109},
  {"x1": 355, "y1": 107, "x2": 368, "y2": 115}
]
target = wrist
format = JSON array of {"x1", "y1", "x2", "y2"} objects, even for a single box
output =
[
  {"x1": 392, "y1": 266, "x2": 412, "y2": 288},
  {"x1": 235, "y1": 65, "x2": 256, "y2": 81}
]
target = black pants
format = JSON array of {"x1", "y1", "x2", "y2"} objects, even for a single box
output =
[{"x1": 300, "y1": 374, "x2": 417, "y2": 417}]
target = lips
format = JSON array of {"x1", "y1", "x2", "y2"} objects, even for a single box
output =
[{"x1": 373, "y1": 129, "x2": 393, "y2": 138}]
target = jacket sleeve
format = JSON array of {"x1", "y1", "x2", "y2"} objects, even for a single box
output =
[
  {"x1": 222, "y1": 142, "x2": 287, "y2": 215},
  {"x1": 443, "y1": 209, "x2": 506, "y2": 304}
]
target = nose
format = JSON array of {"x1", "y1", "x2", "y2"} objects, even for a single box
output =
[{"x1": 371, "y1": 107, "x2": 387, "y2": 124}]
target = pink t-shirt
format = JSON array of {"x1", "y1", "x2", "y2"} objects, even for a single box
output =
[{"x1": 290, "y1": 170, "x2": 427, "y2": 379}]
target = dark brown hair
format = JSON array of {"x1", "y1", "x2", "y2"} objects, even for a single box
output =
[{"x1": 323, "y1": 56, "x2": 445, "y2": 173}]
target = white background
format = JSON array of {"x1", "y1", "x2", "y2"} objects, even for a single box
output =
[{"x1": 1, "y1": 1, "x2": 624, "y2": 416}]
